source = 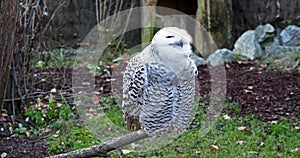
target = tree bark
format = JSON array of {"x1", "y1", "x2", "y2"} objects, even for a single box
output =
[
  {"x1": 196, "y1": 0, "x2": 233, "y2": 49},
  {"x1": 140, "y1": 0, "x2": 157, "y2": 48},
  {"x1": 0, "y1": 0, "x2": 18, "y2": 112}
]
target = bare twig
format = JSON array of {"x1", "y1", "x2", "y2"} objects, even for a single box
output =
[
  {"x1": 37, "y1": 0, "x2": 65, "y2": 50},
  {"x1": 114, "y1": 1, "x2": 135, "y2": 52},
  {"x1": 11, "y1": 75, "x2": 16, "y2": 125},
  {"x1": 47, "y1": 130, "x2": 148, "y2": 158},
  {"x1": 96, "y1": 0, "x2": 100, "y2": 26}
]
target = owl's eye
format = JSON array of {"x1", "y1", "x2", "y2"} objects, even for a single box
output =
[{"x1": 166, "y1": 36, "x2": 174, "y2": 38}]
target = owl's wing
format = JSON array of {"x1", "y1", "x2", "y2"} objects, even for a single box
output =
[
  {"x1": 122, "y1": 65, "x2": 146, "y2": 112},
  {"x1": 169, "y1": 74, "x2": 196, "y2": 134},
  {"x1": 141, "y1": 59, "x2": 196, "y2": 138},
  {"x1": 169, "y1": 58, "x2": 197, "y2": 134},
  {"x1": 122, "y1": 59, "x2": 147, "y2": 121},
  {"x1": 139, "y1": 62, "x2": 178, "y2": 138}
]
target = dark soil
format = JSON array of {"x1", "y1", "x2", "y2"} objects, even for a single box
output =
[
  {"x1": 197, "y1": 61, "x2": 300, "y2": 121},
  {"x1": 0, "y1": 61, "x2": 299, "y2": 157},
  {"x1": 0, "y1": 137, "x2": 50, "y2": 157}
]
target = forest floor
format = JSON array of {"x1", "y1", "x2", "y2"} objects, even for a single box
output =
[{"x1": 0, "y1": 60, "x2": 299, "y2": 157}]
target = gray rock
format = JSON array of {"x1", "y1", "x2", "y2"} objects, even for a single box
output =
[
  {"x1": 233, "y1": 30, "x2": 263, "y2": 60},
  {"x1": 265, "y1": 46, "x2": 300, "y2": 58},
  {"x1": 190, "y1": 53, "x2": 205, "y2": 66},
  {"x1": 271, "y1": 37, "x2": 281, "y2": 46},
  {"x1": 279, "y1": 25, "x2": 300, "y2": 46},
  {"x1": 205, "y1": 48, "x2": 235, "y2": 66},
  {"x1": 255, "y1": 23, "x2": 275, "y2": 43}
]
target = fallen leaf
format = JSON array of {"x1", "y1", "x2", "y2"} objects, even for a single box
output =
[
  {"x1": 223, "y1": 114, "x2": 231, "y2": 120},
  {"x1": 130, "y1": 143, "x2": 139, "y2": 149},
  {"x1": 177, "y1": 154, "x2": 189, "y2": 158},
  {"x1": 50, "y1": 88, "x2": 57, "y2": 93},
  {"x1": 274, "y1": 59, "x2": 280, "y2": 64},
  {"x1": 8, "y1": 126, "x2": 13, "y2": 134},
  {"x1": 81, "y1": 82, "x2": 90, "y2": 86},
  {"x1": 238, "y1": 126, "x2": 250, "y2": 132},
  {"x1": 42, "y1": 128, "x2": 52, "y2": 133},
  {"x1": 248, "y1": 151, "x2": 258, "y2": 154},
  {"x1": 238, "y1": 126, "x2": 246, "y2": 131},
  {"x1": 57, "y1": 103, "x2": 63, "y2": 108},
  {"x1": 91, "y1": 94, "x2": 100, "y2": 105},
  {"x1": 290, "y1": 148, "x2": 299, "y2": 153},
  {"x1": 121, "y1": 150, "x2": 134, "y2": 154},
  {"x1": 0, "y1": 117, "x2": 6, "y2": 122},
  {"x1": 243, "y1": 89, "x2": 253, "y2": 93},
  {"x1": 195, "y1": 150, "x2": 201, "y2": 154},
  {"x1": 20, "y1": 130, "x2": 31, "y2": 137},
  {"x1": 259, "y1": 63, "x2": 268, "y2": 68},
  {"x1": 1, "y1": 152, "x2": 7, "y2": 158},
  {"x1": 88, "y1": 108, "x2": 97, "y2": 114},
  {"x1": 236, "y1": 140, "x2": 246, "y2": 145},
  {"x1": 41, "y1": 103, "x2": 48, "y2": 109},
  {"x1": 290, "y1": 148, "x2": 300, "y2": 156},
  {"x1": 1, "y1": 113, "x2": 7, "y2": 117},
  {"x1": 210, "y1": 145, "x2": 219, "y2": 151}
]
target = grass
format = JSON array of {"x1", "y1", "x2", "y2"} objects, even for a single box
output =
[
  {"x1": 108, "y1": 101, "x2": 300, "y2": 157},
  {"x1": 111, "y1": 114, "x2": 299, "y2": 158},
  {"x1": 45, "y1": 98, "x2": 300, "y2": 157},
  {"x1": 47, "y1": 124, "x2": 98, "y2": 154}
]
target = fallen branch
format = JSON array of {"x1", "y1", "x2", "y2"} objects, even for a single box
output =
[{"x1": 47, "y1": 130, "x2": 148, "y2": 158}]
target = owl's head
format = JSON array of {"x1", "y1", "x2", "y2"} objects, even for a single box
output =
[{"x1": 151, "y1": 27, "x2": 193, "y2": 56}]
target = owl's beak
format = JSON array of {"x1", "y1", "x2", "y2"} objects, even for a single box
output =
[{"x1": 169, "y1": 39, "x2": 184, "y2": 48}]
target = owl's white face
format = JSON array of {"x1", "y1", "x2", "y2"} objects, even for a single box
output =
[
  {"x1": 149, "y1": 27, "x2": 196, "y2": 77},
  {"x1": 151, "y1": 27, "x2": 193, "y2": 56}
]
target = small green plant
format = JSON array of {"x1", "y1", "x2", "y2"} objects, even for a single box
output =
[
  {"x1": 99, "y1": 95, "x2": 115, "y2": 105},
  {"x1": 233, "y1": 54, "x2": 247, "y2": 61},
  {"x1": 36, "y1": 60, "x2": 46, "y2": 68},
  {"x1": 26, "y1": 102, "x2": 75, "y2": 128},
  {"x1": 99, "y1": 95, "x2": 125, "y2": 127},
  {"x1": 23, "y1": 96, "x2": 76, "y2": 136},
  {"x1": 103, "y1": 104, "x2": 125, "y2": 128},
  {"x1": 223, "y1": 99, "x2": 241, "y2": 115},
  {"x1": 86, "y1": 60, "x2": 112, "y2": 76},
  {"x1": 14, "y1": 123, "x2": 30, "y2": 137},
  {"x1": 47, "y1": 126, "x2": 98, "y2": 154},
  {"x1": 47, "y1": 49, "x2": 77, "y2": 68}
]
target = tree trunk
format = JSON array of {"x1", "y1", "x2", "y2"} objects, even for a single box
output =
[
  {"x1": 140, "y1": 0, "x2": 157, "y2": 48},
  {"x1": 0, "y1": 0, "x2": 18, "y2": 112},
  {"x1": 196, "y1": 0, "x2": 233, "y2": 49}
]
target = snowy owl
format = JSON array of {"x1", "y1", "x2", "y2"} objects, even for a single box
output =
[{"x1": 122, "y1": 27, "x2": 197, "y2": 139}]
